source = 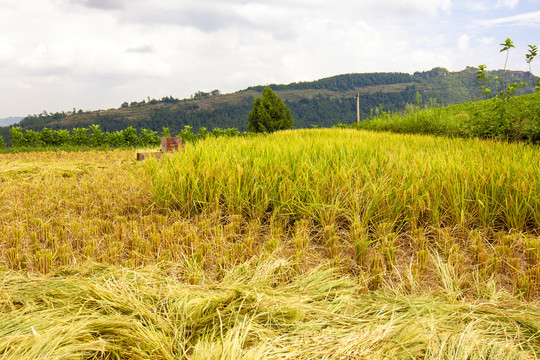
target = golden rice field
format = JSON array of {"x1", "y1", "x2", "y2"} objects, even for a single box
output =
[{"x1": 1, "y1": 128, "x2": 540, "y2": 359}]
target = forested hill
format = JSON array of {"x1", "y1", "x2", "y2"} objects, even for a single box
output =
[{"x1": 1, "y1": 67, "x2": 535, "y2": 143}]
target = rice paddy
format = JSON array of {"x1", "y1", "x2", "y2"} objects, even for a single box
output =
[{"x1": 1, "y1": 128, "x2": 539, "y2": 358}]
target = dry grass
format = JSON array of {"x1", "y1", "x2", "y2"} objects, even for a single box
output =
[{"x1": 0, "y1": 258, "x2": 539, "y2": 359}]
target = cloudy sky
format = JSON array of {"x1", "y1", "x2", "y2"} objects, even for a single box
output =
[{"x1": 1, "y1": 0, "x2": 539, "y2": 118}]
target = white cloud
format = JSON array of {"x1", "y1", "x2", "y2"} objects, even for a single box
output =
[
  {"x1": 126, "y1": 43, "x2": 154, "y2": 53},
  {"x1": 0, "y1": 40, "x2": 15, "y2": 64},
  {"x1": 0, "y1": 0, "x2": 537, "y2": 117},
  {"x1": 70, "y1": 0, "x2": 124, "y2": 9},
  {"x1": 497, "y1": 0, "x2": 520, "y2": 8},
  {"x1": 478, "y1": 37, "x2": 496, "y2": 45},
  {"x1": 481, "y1": 11, "x2": 540, "y2": 26},
  {"x1": 458, "y1": 34, "x2": 470, "y2": 50},
  {"x1": 369, "y1": 0, "x2": 451, "y2": 16},
  {"x1": 462, "y1": 0, "x2": 519, "y2": 11}
]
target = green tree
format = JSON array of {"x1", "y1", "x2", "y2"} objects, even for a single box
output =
[
  {"x1": 178, "y1": 125, "x2": 195, "y2": 142},
  {"x1": 247, "y1": 86, "x2": 294, "y2": 133},
  {"x1": 161, "y1": 127, "x2": 171, "y2": 138},
  {"x1": 40, "y1": 127, "x2": 54, "y2": 146},
  {"x1": 122, "y1": 126, "x2": 138, "y2": 146},
  {"x1": 24, "y1": 130, "x2": 41, "y2": 147},
  {"x1": 106, "y1": 131, "x2": 124, "y2": 147},
  {"x1": 0, "y1": 135, "x2": 5, "y2": 149},
  {"x1": 139, "y1": 128, "x2": 160, "y2": 146},
  {"x1": 53, "y1": 129, "x2": 71, "y2": 146},
  {"x1": 71, "y1": 127, "x2": 90, "y2": 146},
  {"x1": 89, "y1": 124, "x2": 106, "y2": 147},
  {"x1": 10, "y1": 127, "x2": 26, "y2": 147}
]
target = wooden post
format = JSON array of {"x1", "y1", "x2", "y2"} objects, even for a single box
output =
[
  {"x1": 137, "y1": 137, "x2": 185, "y2": 161},
  {"x1": 356, "y1": 92, "x2": 360, "y2": 123},
  {"x1": 161, "y1": 137, "x2": 184, "y2": 153},
  {"x1": 137, "y1": 152, "x2": 165, "y2": 161}
]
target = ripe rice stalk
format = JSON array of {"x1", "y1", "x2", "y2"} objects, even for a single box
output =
[
  {"x1": 2, "y1": 133, "x2": 540, "y2": 300},
  {"x1": 1, "y1": 259, "x2": 539, "y2": 359}
]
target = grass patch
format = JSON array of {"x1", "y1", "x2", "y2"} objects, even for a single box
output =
[{"x1": 354, "y1": 92, "x2": 540, "y2": 142}]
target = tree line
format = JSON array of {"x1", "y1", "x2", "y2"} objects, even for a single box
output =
[
  {"x1": 1, "y1": 68, "x2": 535, "y2": 147},
  {"x1": 0, "y1": 87, "x2": 293, "y2": 149},
  {"x1": 0, "y1": 125, "x2": 252, "y2": 149}
]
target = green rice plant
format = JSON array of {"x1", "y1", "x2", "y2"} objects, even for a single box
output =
[
  {"x1": 143, "y1": 129, "x2": 540, "y2": 235},
  {"x1": 3, "y1": 135, "x2": 540, "y2": 302},
  {"x1": 56, "y1": 244, "x2": 73, "y2": 267},
  {"x1": 434, "y1": 227, "x2": 458, "y2": 258},
  {"x1": 529, "y1": 266, "x2": 540, "y2": 298},
  {"x1": 515, "y1": 270, "x2": 538, "y2": 300},
  {"x1": 369, "y1": 254, "x2": 385, "y2": 290},
  {"x1": 292, "y1": 218, "x2": 311, "y2": 251},
  {"x1": 410, "y1": 228, "x2": 430, "y2": 277},
  {"x1": 432, "y1": 253, "x2": 467, "y2": 301},
  {"x1": 470, "y1": 230, "x2": 489, "y2": 269},
  {"x1": 415, "y1": 249, "x2": 429, "y2": 275}
]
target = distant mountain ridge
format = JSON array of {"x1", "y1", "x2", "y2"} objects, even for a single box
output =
[
  {"x1": 0, "y1": 67, "x2": 535, "y2": 145},
  {"x1": 0, "y1": 117, "x2": 22, "y2": 127}
]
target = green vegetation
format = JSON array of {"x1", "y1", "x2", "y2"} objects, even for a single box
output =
[
  {"x1": 247, "y1": 86, "x2": 294, "y2": 133},
  {"x1": 2, "y1": 124, "x2": 252, "y2": 151},
  {"x1": 8, "y1": 125, "x2": 158, "y2": 148},
  {"x1": 1, "y1": 67, "x2": 534, "y2": 146},
  {"x1": 473, "y1": 39, "x2": 537, "y2": 136},
  {"x1": 352, "y1": 39, "x2": 539, "y2": 142},
  {"x1": 144, "y1": 129, "x2": 540, "y2": 233},
  {"x1": 353, "y1": 92, "x2": 540, "y2": 142}
]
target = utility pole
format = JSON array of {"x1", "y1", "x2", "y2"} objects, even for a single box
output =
[{"x1": 356, "y1": 92, "x2": 360, "y2": 123}]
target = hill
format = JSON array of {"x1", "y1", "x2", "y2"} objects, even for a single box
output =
[
  {"x1": 0, "y1": 67, "x2": 535, "y2": 144},
  {"x1": 0, "y1": 117, "x2": 22, "y2": 127}
]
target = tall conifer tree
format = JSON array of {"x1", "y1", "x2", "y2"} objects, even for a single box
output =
[{"x1": 247, "y1": 86, "x2": 294, "y2": 133}]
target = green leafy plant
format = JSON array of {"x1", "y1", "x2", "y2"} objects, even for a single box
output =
[
  {"x1": 89, "y1": 124, "x2": 106, "y2": 147},
  {"x1": 161, "y1": 127, "x2": 171, "y2": 138},
  {"x1": 9, "y1": 127, "x2": 26, "y2": 147},
  {"x1": 178, "y1": 125, "x2": 196, "y2": 142},
  {"x1": 70, "y1": 127, "x2": 91, "y2": 146},
  {"x1": 122, "y1": 126, "x2": 138, "y2": 147},
  {"x1": 139, "y1": 128, "x2": 161, "y2": 146},
  {"x1": 475, "y1": 39, "x2": 530, "y2": 99},
  {"x1": 475, "y1": 38, "x2": 537, "y2": 138},
  {"x1": 500, "y1": 38, "x2": 515, "y2": 89},
  {"x1": 526, "y1": 45, "x2": 539, "y2": 92}
]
